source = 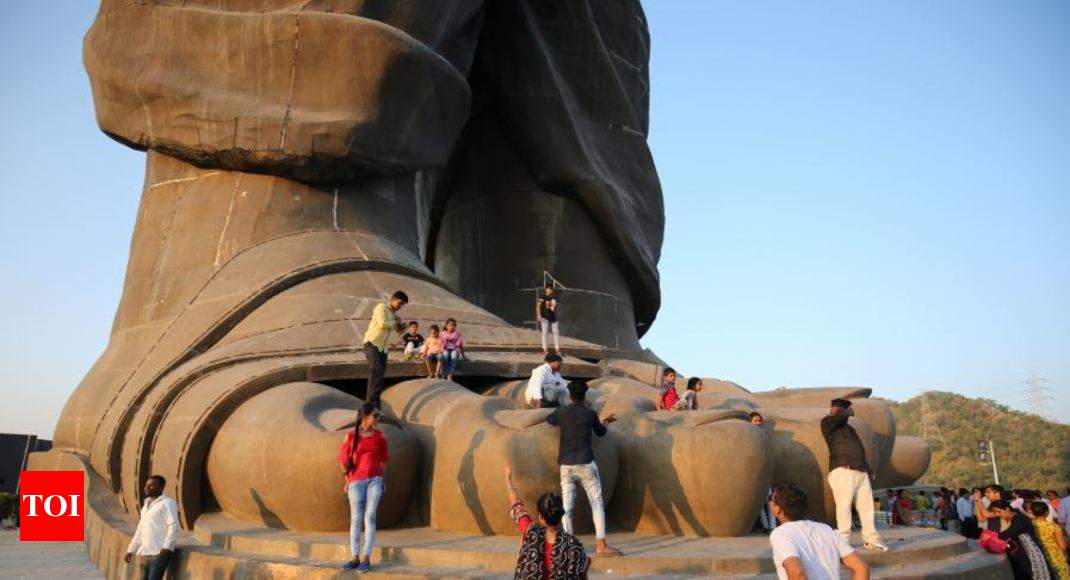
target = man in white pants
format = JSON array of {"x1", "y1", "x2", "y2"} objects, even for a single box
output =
[
  {"x1": 820, "y1": 398, "x2": 889, "y2": 552},
  {"x1": 546, "y1": 381, "x2": 621, "y2": 556},
  {"x1": 525, "y1": 353, "x2": 569, "y2": 408},
  {"x1": 536, "y1": 284, "x2": 560, "y2": 354}
]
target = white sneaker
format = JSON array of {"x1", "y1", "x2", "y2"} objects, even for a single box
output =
[{"x1": 864, "y1": 540, "x2": 890, "y2": 552}]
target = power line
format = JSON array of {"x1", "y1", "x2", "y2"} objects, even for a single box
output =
[
  {"x1": 919, "y1": 391, "x2": 946, "y2": 448},
  {"x1": 1023, "y1": 370, "x2": 1051, "y2": 419}
]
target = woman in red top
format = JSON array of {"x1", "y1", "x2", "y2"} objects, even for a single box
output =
[
  {"x1": 504, "y1": 464, "x2": 589, "y2": 580},
  {"x1": 1044, "y1": 490, "x2": 1060, "y2": 512},
  {"x1": 336, "y1": 403, "x2": 389, "y2": 573},
  {"x1": 892, "y1": 489, "x2": 914, "y2": 526}
]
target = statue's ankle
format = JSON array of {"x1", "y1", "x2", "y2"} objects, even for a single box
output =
[{"x1": 434, "y1": 189, "x2": 641, "y2": 353}]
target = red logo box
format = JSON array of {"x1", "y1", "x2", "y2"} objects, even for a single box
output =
[{"x1": 19, "y1": 471, "x2": 85, "y2": 542}]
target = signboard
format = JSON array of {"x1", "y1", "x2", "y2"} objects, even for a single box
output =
[
  {"x1": 18, "y1": 470, "x2": 85, "y2": 541},
  {"x1": 978, "y1": 440, "x2": 989, "y2": 465}
]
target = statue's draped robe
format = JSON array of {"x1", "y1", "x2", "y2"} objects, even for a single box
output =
[{"x1": 84, "y1": 0, "x2": 663, "y2": 338}]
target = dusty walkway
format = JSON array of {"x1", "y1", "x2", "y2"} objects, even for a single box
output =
[{"x1": 0, "y1": 528, "x2": 101, "y2": 579}]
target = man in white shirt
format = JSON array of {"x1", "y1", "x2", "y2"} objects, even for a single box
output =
[
  {"x1": 955, "y1": 487, "x2": 977, "y2": 538},
  {"x1": 125, "y1": 474, "x2": 179, "y2": 580},
  {"x1": 525, "y1": 353, "x2": 569, "y2": 408},
  {"x1": 1057, "y1": 488, "x2": 1070, "y2": 536},
  {"x1": 882, "y1": 489, "x2": 897, "y2": 512},
  {"x1": 768, "y1": 481, "x2": 870, "y2": 580}
]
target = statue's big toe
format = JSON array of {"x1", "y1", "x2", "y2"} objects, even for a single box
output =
[
  {"x1": 205, "y1": 382, "x2": 419, "y2": 532},
  {"x1": 606, "y1": 409, "x2": 772, "y2": 537},
  {"x1": 381, "y1": 378, "x2": 619, "y2": 536},
  {"x1": 876, "y1": 435, "x2": 932, "y2": 489}
]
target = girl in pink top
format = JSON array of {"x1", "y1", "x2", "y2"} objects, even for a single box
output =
[
  {"x1": 439, "y1": 318, "x2": 465, "y2": 382},
  {"x1": 421, "y1": 324, "x2": 445, "y2": 379}
]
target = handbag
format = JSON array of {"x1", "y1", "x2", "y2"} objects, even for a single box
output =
[{"x1": 979, "y1": 529, "x2": 1009, "y2": 554}]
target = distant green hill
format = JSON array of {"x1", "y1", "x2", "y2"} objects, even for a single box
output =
[{"x1": 881, "y1": 391, "x2": 1070, "y2": 492}]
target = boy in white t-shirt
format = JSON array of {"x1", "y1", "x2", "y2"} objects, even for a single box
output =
[{"x1": 768, "y1": 481, "x2": 870, "y2": 580}]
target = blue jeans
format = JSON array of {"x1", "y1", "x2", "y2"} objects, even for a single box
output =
[
  {"x1": 139, "y1": 553, "x2": 171, "y2": 580},
  {"x1": 442, "y1": 349, "x2": 461, "y2": 376},
  {"x1": 347, "y1": 477, "x2": 384, "y2": 559},
  {"x1": 560, "y1": 462, "x2": 606, "y2": 540}
]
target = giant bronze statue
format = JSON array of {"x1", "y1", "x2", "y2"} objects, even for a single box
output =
[{"x1": 36, "y1": 0, "x2": 929, "y2": 567}]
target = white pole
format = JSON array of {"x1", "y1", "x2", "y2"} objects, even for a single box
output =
[{"x1": 989, "y1": 440, "x2": 1000, "y2": 485}]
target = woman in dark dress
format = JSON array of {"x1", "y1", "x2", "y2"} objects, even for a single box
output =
[
  {"x1": 504, "y1": 464, "x2": 589, "y2": 580},
  {"x1": 991, "y1": 500, "x2": 1053, "y2": 580}
]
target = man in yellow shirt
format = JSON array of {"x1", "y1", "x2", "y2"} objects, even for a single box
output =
[{"x1": 363, "y1": 291, "x2": 409, "y2": 406}]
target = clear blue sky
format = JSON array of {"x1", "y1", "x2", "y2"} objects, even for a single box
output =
[{"x1": 1, "y1": 1, "x2": 1067, "y2": 439}]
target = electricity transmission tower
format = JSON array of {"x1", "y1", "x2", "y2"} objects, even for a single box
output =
[
  {"x1": 1023, "y1": 370, "x2": 1051, "y2": 418},
  {"x1": 919, "y1": 392, "x2": 946, "y2": 448}
]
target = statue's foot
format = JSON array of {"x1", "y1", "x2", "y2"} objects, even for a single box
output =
[
  {"x1": 73, "y1": 216, "x2": 625, "y2": 525},
  {"x1": 592, "y1": 357, "x2": 929, "y2": 525},
  {"x1": 60, "y1": 201, "x2": 920, "y2": 541},
  {"x1": 484, "y1": 376, "x2": 773, "y2": 537}
]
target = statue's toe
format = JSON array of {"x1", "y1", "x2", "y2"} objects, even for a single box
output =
[{"x1": 205, "y1": 382, "x2": 418, "y2": 531}]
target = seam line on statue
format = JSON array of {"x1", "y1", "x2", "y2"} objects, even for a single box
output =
[{"x1": 149, "y1": 172, "x2": 222, "y2": 189}]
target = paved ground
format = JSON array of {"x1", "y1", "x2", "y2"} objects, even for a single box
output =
[
  {"x1": 0, "y1": 528, "x2": 101, "y2": 579},
  {"x1": 198, "y1": 511, "x2": 943, "y2": 560}
]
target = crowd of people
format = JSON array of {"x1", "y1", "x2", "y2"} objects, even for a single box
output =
[
  {"x1": 884, "y1": 484, "x2": 1070, "y2": 579},
  {"x1": 352, "y1": 288, "x2": 634, "y2": 574},
  {"x1": 340, "y1": 292, "x2": 900, "y2": 579},
  {"x1": 338, "y1": 291, "x2": 893, "y2": 577},
  {"x1": 941, "y1": 485, "x2": 1065, "y2": 577},
  {"x1": 121, "y1": 289, "x2": 1070, "y2": 580}
]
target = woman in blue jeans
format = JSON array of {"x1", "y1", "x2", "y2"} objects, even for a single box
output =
[{"x1": 337, "y1": 403, "x2": 389, "y2": 572}]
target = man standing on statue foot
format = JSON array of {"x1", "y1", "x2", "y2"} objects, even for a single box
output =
[
  {"x1": 821, "y1": 398, "x2": 889, "y2": 551},
  {"x1": 363, "y1": 291, "x2": 408, "y2": 408},
  {"x1": 536, "y1": 284, "x2": 561, "y2": 355},
  {"x1": 547, "y1": 381, "x2": 622, "y2": 557}
]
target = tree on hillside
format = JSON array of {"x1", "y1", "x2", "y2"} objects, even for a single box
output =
[{"x1": 883, "y1": 391, "x2": 1070, "y2": 491}]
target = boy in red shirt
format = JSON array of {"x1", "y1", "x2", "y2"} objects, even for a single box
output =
[{"x1": 656, "y1": 367, "x2": 679, "y2": 410}]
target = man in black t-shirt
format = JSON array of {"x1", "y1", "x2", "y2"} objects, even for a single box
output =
[
  {"x1": 536, "y1": 284, "x2": 560, "y2": 355},
  {"x1": 401, "y1": 321, "x2": 424, "y2": 360},
  {"x1": 821, "y1": 398, "x2": 888, "y2": 551},
  {"x1": 547, "y1": 381, "x2": 621, "y2": 556}
]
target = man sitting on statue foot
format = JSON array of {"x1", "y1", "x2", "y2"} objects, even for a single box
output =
[{"x1": 526, "y1": 353, "x2": 569, "y2": 409}]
